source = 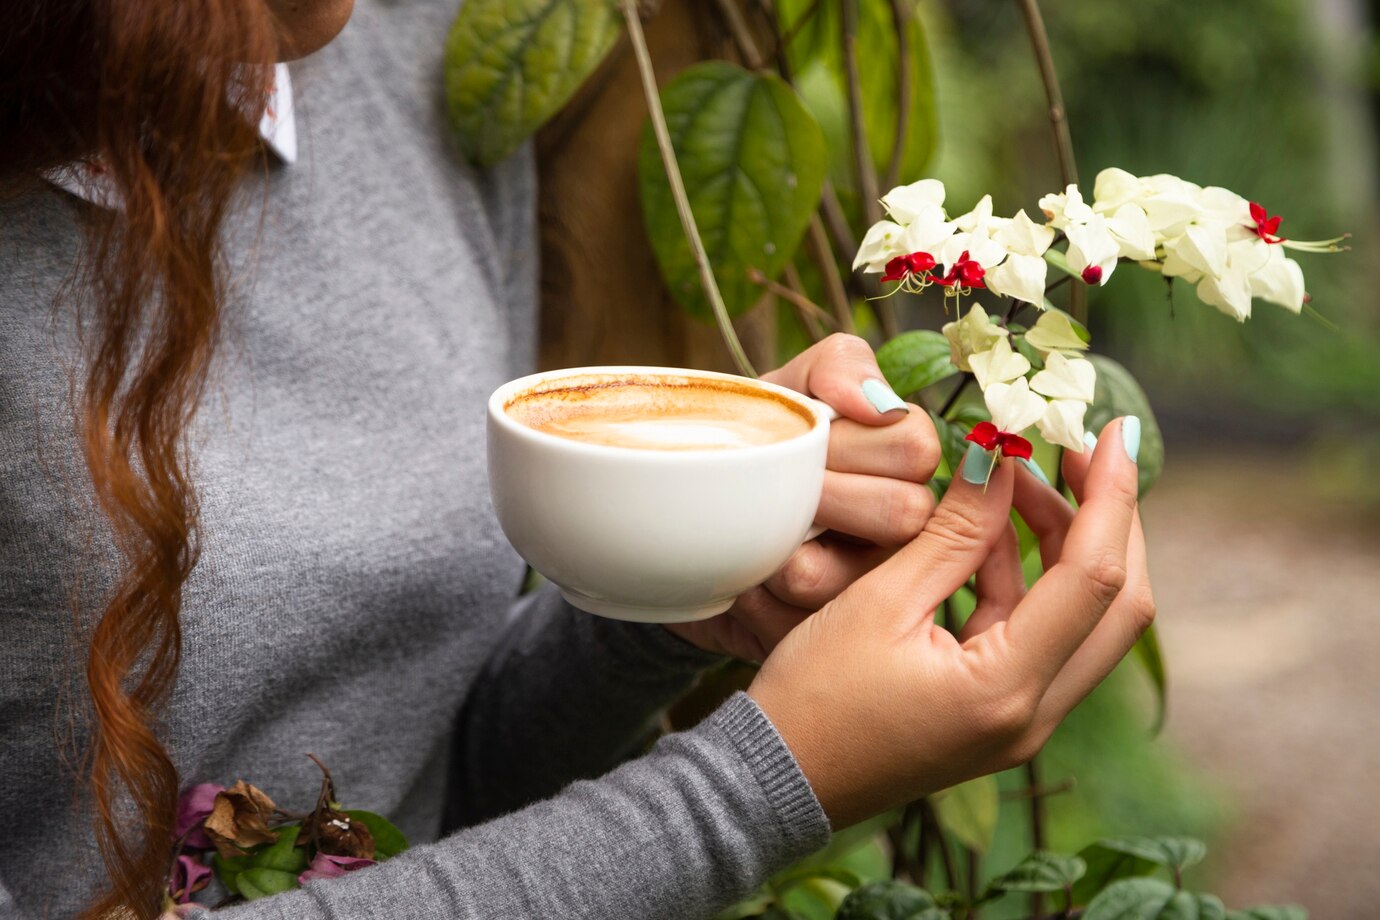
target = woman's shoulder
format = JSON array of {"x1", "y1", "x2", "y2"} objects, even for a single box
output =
[{"x1": 0, "y1": 179, "x2": 84, "y2": 307}]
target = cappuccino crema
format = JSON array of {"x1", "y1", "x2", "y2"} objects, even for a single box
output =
[{"x1": 504, "y1": 374, "x2": 813, "y2": 451}]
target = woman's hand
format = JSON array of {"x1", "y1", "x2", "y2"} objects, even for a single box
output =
[
  {"x1": 665, "y1": 334, "x2": 939, "y2": 660},
  {"x1": 749, "y1": 418, "x2": 1154, "y2": 828}
]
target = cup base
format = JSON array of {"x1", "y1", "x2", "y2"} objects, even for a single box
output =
[{"x1": 559, "y1": 589, "x2": 733, "y2": 623}]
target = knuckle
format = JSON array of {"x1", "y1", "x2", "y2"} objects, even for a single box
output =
[
  {"x1": 778, "y1": 549, "x2": 830, "y2": 601},
  {"x1": 1125, "y1": 584, "x2": 1157, "y2": 636},
  {"x1": 822, "y1": 332, "x2": 871, "y2": 361},
  {"x1": 925, "y1": 501, "x2": 987, "y2": 551},
  {"x1": 1080, "y1": 550, "x2": 1129, "y2": 605},
  {"x1": 882, "y1": 484, "x2": 932, "y2": 543},
  {"x1": 895, "y1": 422, "x2": 942, "y2": 482},
  {"x1": 981, "y1": 689, "x2": 1038, "y2": 739}
]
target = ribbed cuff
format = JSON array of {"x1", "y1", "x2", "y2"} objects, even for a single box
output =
[{"x1": 702, "y1": 692, "x2": 832, "y2": 858}]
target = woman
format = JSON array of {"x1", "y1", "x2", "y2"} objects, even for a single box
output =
[{"x1": 0, "y1": 1, "x2": 1153, "y2": 918}]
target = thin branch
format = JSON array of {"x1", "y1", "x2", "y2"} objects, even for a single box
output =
[
  {"x1": 1014, "y1": 0, "x2": 1085, "y2": 324},
  {"x1": 750, "y1": 265, "x2": 835, "y2": 338},
  {"x1": 805, "y1": 216, "x2": 856, "y2": 334},
  {"x1": 841, "y1": 0, "x2": 881, "y2": 226},
  {"x1": 620, "y1": 0, "x2": 756, "y2": 377},
  {"x1": 1000, "y1": 778, "x2": 1075, "y2": 801},
  {"x1": 1026, "y1": 757, "x2": 1047, "y2": 918},
  {"x1": 921, "y1": 799, "x2": 959, "y2": 893},
  {"x1": 883, "y1": 0, "x2": 913, "y2": 190},
  {"x1": 938, "y1": 374, "x2": 972, "y2": 418},
  {"x1": 714, "y1": 0, "x2": 766, "y2": 70},
  {"x1": 966, "y1": 846, "x2": 983, "y2": 920},
  {"x1": 779, "y1": 0, "x2": 821, "y2": 54},
  {"x1": 820, "y1": 184, "x2": 859, "y2": 258}
]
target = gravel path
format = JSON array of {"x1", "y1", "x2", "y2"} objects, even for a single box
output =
[{"x1": 1143, "y1": 450, "x2": 1380, "y2": 918}]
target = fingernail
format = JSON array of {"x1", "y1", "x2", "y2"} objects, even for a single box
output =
[
  {"x1": 1121, "y1": 416, "x2": 1141, "y2": 464},
  {"x1": 1017, "y1": 457, "x2": 1051, "y2": 487},
  {"x1": 961, "y1": 442, "x2": 995, "y2": 484},
  {"x1": 1082, "y1": 431, "x2": 1099, "y2": 453},
  {"x1": 861, "y1": 378, "x2": 908, "y2": 414}
]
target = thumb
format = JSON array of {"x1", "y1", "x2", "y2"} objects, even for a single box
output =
[{"x1": 838, "y1": 442, "x2": 1016, "y2": 626}]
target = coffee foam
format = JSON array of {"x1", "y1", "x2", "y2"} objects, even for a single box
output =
[{"x1": 504, "y1": 374, "x2": 814, "y2": 451}]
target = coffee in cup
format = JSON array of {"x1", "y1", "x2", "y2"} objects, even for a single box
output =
[
  {"x1": 502, "y1": 372, "x2": 814, "y2": 451},
  {"x1": 487, "y1": 367, "x2": 833, "y2": 622}
]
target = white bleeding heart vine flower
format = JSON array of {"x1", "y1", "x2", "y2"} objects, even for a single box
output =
[{"x1": 854, "y1": 170, "x2": 1345, "y2": 465}]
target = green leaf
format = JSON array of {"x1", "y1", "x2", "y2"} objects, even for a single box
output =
[
  {"x1": 211, "y1": 851, "x2": 253, "y2": 897},
  {"x1": 1084, "y1": 354, "x2": 1165, "y2": 496},
  {"x1": 639, "y1": 62, "x2": 827, "y2": 321},
  {"x1": 1085, "y1": 879, "x2": 1224, "y2": 920},
  {"x1": 345, "y1": 810, "x2": 410, "y2": 859},
  {"x1": 912, "y1": 910, "x2": 952, "y2": 920},
  {"x1": 1044, "y1": 247, "x2": 1077, "y2": 279},
  {"x1": 1135, "y1": 622, "x2": 1169, "y2": 734},
  {"x1": 878, "y1": 331, "x2": 958, "y2": 397},
  {"x1": 236, "y1": 867, "x2": 300, "y2": 900},
  {"x1": 248, "y1": 824, "x2": 307, "y2": 873},
  {"x1": 715, "y1": 888, "x2": 775, "y2": 920},
  {"x1": 929, "y1": 412, "x2": 968, "y2": 479},
  {"x1": 931, "y1": 775, "x2": 999, "y2": 855},
  {"x1": 990, "y1": 851, "x2": 1087, "y2": 894},
  {"x1": 772, "y1": 864, "x2": 864, "y2": 894},
  {"x1": 835, "y1": 880, "x2": 935, "y2": 920},
  {"x1": 444, "y1": 0, "x2": 621, "y2": 167},
  {"x1": 1226, "y1": 907, "x2": 1308, "y2": 920},
  {"x1": 1071, "y1": 842, "x2": 1160, "y2": 906},
  {"x1": 1097, "y1": 837, "x2": 1207, "y2": 872}
]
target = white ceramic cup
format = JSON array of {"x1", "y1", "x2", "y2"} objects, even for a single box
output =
[{"x1": 487, "y1": 366, "x2": 834, "y2": 623}]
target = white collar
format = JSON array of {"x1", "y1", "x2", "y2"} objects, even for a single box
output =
[{"x1": 45, "y1": 63, "x2": 297, "y2": 210}]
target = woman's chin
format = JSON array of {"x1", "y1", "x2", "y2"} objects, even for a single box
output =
[{"x1": 269, "y1": 0, "x2": 355, "y2": 61}]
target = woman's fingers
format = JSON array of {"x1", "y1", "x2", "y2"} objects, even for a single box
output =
[
  {"x1": 727, "y1": 587, "x2": 814, "y2": 657},
  {"x1": 835, "y1": 444, "x2": 1016, "y2": 626},
  {"x1": 815, "y1": 471, "x2": 936, "y2": 545},
  {"x1": 1012, "y1": 460, "x2": 1076, "y2": 570},
  {"x1": 825, "y1": 410, "x2": 941, "y2": 482},
  {"x1": 1035, "y1": 506, "x2": 1155, "y2": 723},
  {"x1": 1000, "y1": 418, "x2": 1140, "y2": 686},
  {"x1": 958, "y1": 523, "x2": 1024, "y2": 641},
  {"x1": 763, "y1": 538, "x2": 892, "y2": 610},
  {"x1": 762, "y1": 333, "x2": 911, "y2": 425}
]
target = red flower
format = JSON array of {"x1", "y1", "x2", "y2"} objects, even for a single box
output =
[
  {"x1": 1248, "y1": 201, "x2": 1286, "y2": 244},
  {"x1": 1080, "y1": 265, "x2": 1103, "y2": 285},
  {"x1": 964, "y1": 421, "x2": 1033, "y2": 460},
  {"x1": 937, "y1": 251, "x2": 986, "y2": 289},
  {"x1": 881, "y1": 251, "x2": 937, "y2": 283}
]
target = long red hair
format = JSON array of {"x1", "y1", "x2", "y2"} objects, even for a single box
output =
[{"x1": 1, "y1": 2, "x2": 277, "y2": 916}]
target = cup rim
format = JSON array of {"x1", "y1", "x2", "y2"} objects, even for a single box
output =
[{"x1": 488, "y1": 365, "x2": 831, "y2": 460}]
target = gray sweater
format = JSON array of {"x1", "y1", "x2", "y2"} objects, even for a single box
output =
[{"x1": 0, "y1": 2, "x2": 830, "y2": 917}]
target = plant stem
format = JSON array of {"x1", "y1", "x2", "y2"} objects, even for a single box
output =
[
  {"x1": 620, "y1": 0, "x2": 757, "y2": 377},
  {"x1": 921, "y1": 799, "x2": 959, "y2": 893},
  {"x1": 884, "y1": 0, "x2": 913, "y2": 190},
  {"x1": 1014, "y1": 0, "x2": 1085, "y2": 325},
  {"x1": 805, "y1": 217, "x2": 856, "y2": 334},
  {"x1": 750, "y1": 265, "x2": 835, "y2": 337},
  {"x1": 1026, "y1": 756, "x2": 1047, "y2": 918},
  {"x1": 714, "y1": 0, "x2": 766, "y2": 70},
  {"x1": 966, "y1": 846, "x2": 983, "y2": 920},
  {"x1": 938, "y1": 374, "x2": 972, "y2": 418}
]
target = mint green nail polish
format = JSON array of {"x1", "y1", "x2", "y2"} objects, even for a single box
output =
[
  {"x1": 961, "y1": 442, "x2": 995, "y2": 484},
  {"x1": 1121, "y1": 416, "x2": 1141, "y2": 463},
  {"x1": 862, "y1": 378, "x2": 908, "y2": 414},
  {"x1": 1082, "y1": 432, "x2": 1099, "y2": 453},
  {"x1": 1018, "y1": 457, "x2": 1051, "y2": 487}
]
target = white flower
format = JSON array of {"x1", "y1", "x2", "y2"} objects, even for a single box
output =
[
  {"x1": 881, "y1": 179, "x2": 946, "y2": 223},
  {"x1": 1091, "y1": 167, "x2": 1144, "y2": 212},
  {"x1": 1023, "y1": 310, "x2": 1088, "y2": 356},
  {"x1": 942, "y1": 305, "x2": 1007, "y2": 372},
  {"x1": 1064, "y1": 215, "x2": 1120, "y2": 285},
  {"x1": 1161, "y1": 223, "x2": 1229, "y2": 281},
  {"x1": 898, "y1": 208, "x2": 958, "y2": 256},
  {"x1": 852, "y1": 220, "x2": 907, "y2": 272},
  {"x1": 995, "y1": 209, "x2": 1057, "y2": 257},
  {"x1": 1104, "y1": 203, "x2": 1157, "y2": 261},
  {"x1": 1249, "y1": 243, "x2": 1306, "y2": 313},
  {"x1": 1194, "y1": 237, "x2": 1306, "y2": 320},
  {"x1": 955, "y1": 194, "x2": 1003, "y2": 236},
  {"x1": 1039, "y1": 184, "x2": 1095, "y2": 229},
  {"x1": 984, "y1": 377, "x2": 1048, "y2": 434},
  {"x1": 1036, "y1": 398, "x2": 1089, "y2": 452},
  {"x1": 1030, "y1": 352, "x2": 1097, "y2": 403},
  {"x1": 969, "y1": 337, "x2": 1031, "y2": 390}
]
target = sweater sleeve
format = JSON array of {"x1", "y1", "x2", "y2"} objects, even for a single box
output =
[
  {"x1": 217, "y1": 693, "x2": 830, "y2": 920},
  {"x1": 447, "y1": 585, "x2": 727, "y2": 827}
]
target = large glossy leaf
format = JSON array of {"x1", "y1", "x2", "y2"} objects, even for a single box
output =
[
  {"x1": 1071, "y1": 842, "x2": 1160, "y2": 906},
  {"x1": 778, "y1": 0, "x2": 938, "y2": 184},
  {"x1": 1084, "y1": 354, "x2": 1165, "y2": 497},
  {"x1": 931, "y1": 775, "x2": 999, "y2": 855},
  {"x1": 1097, "y1": 837, "x2": 1208, "y2": 873},
  {"x1": 990, "y1": 851, "x2": 1087, "y2": 894},
  {"x1": 236, "y1": 867, "x2": 299, "y2": 900},
  {"x1": 1086, "y1": 879, "x2": 1225, "y2": 920},
  {"x1": 444, "y1": 0, "x2": 621, "y2": 167},
  {"x1": 835, "y1": 879, "x2": 935, "y2": 920},
  {"x1": 640, "y1": 62, "x2": 827, "y2": 321},
  {"x1": 878, "y1": 331, "x2": 958, "y2": 397}
]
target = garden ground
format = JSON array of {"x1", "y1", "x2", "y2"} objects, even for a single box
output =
[{"x1": 1145, "y1": 448, "x2": 1380, "y2": 918}]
